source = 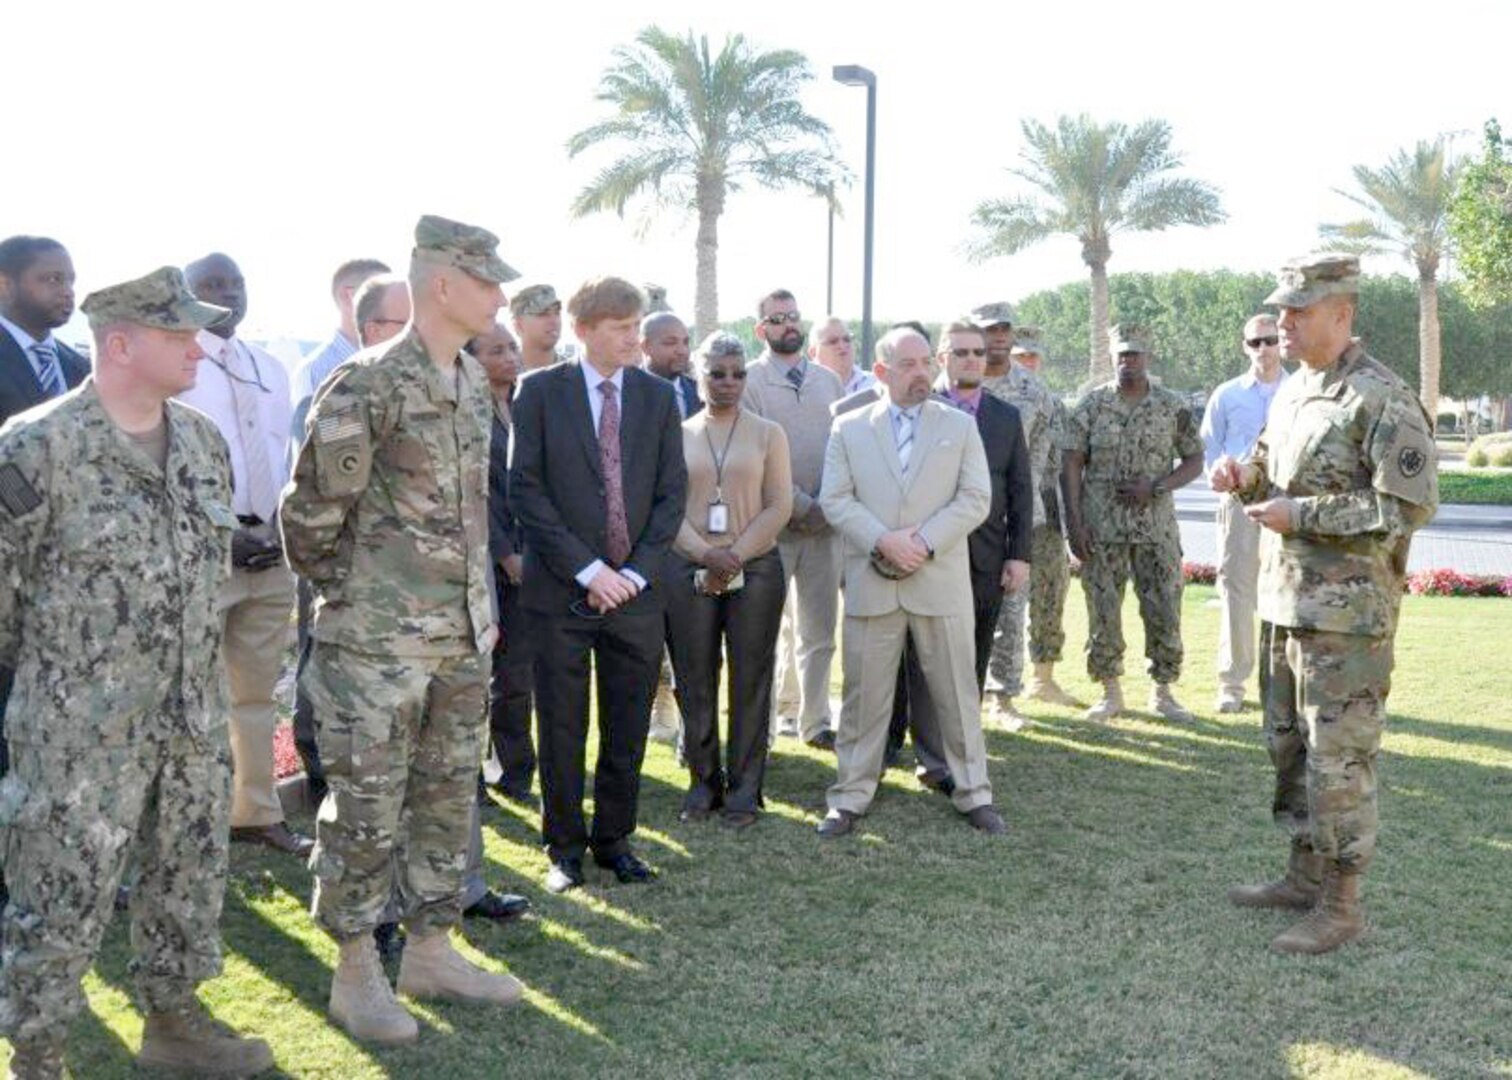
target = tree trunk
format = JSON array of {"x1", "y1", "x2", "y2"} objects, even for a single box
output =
[
  {"x1": 1086, "y1": 249, "x2": 1112, "y2": 385},
  {"x1": 1417, "y1": 268, "x2": 1441, "y2": 425},
  {"x1": 694, "y1": 178, "x2": 724, "y2": 340}
]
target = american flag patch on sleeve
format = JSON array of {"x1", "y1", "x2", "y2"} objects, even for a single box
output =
[
  {"x1": 317, "y1": 408, "x2": 365, "y2": 443},
  {"x1": 0, "y1": 463, "x2": 42, "y2": 517}
]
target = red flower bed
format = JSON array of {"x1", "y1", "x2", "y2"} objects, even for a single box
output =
[
  {"x1": 1405, "y1": 568, "x2": 1512, "y2": 597},
  {"x1": 273, "y1": 724, "x2": 302, "y2": 779}
]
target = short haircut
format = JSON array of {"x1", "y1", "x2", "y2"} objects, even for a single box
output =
[
  {"x1": 756, "y1": 288, "x2": 796, "y2": 319},
  {"x1": 889, "y1": 320, "x2": 931, "y2": 346},
  {"x1": 0, "y1": 235, "x2": 66, "y2": 280},
  {"x1": 937, "y1": 320, "x2": 984, "y2": 349},
  {"x1": 640, "y1": 311, "x2": 685, "y2": 340},
  {"x1": 354, "y1": 275, "x2": 403, "y2": 331},
  {"x1": 568, "y1": 277, "x2": 644, "y2": 326},
  {"x1": 332, "y1": 258, "x2": 390, "y2": 299},
  {"x1": 875, "y1": 326, "x2": 926, "y2": 367},
  {"x1": 808, "y1": 315, "x2": 847, "y2": 348},
  {"x1": 696, "y1": 330, "x2": 746, "y2": 369}
]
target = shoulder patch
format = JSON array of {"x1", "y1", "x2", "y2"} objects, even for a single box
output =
[
  {"x1": 0, "y1": 463, "x2": 41, "y2": 517},
  {"x1": 316, "y1": 407, "x2": 365, "y2": 444},
  {"x1": 1398, "y1": 445, "x2": 1426, "y2": 478}
]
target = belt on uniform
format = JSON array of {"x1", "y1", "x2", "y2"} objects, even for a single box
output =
[{"x1": 237, "y1": 514, "x2": 264, "y2": 527}]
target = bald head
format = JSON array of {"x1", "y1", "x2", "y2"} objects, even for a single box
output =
[
  {"x1": 640, "y1": 311, "x2": 690, "y2": 378},
  {"x1": 184, "y1": 253, "x2": 245, "y2": 338},
  {"x1": 875, "y1": 328, "x2": 934, "y2": 407}
]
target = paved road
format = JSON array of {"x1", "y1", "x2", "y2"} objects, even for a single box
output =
[{"x1": 1173, "y1": 485, "x2": 1512, "y2": 575}]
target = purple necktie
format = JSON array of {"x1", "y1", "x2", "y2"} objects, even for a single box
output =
[{"x1": 599, "y1": 381, "x2": 631, "y2": 566}]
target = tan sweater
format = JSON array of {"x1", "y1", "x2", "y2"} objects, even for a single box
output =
[{"x1": 675, "y1": 407, "x2": 793, "y2": 563}]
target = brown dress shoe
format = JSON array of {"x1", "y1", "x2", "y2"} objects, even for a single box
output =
[
  {"x1": 230, "y1": 822, "x2": 315, "y2": 858},
  {"x1": 816, "y1": 809, "x2": 857, "y2": 838}
]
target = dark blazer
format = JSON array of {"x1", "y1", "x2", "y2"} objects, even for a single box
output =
[
  {"x1": 932, "y1": 391, "x2": 1033, "y2": 592},
  {"x1": 674, "y1": 372, "x2": 703, "y2": 419},
  {"x1": 510, "y1": 361, "x2": 688, "y2": 614},
  {"x1": 0, "y1": 330, "x2": 89, "y2": 425},
  {"x1": 487, "y1": 410, "x2": 522, "y2": 562}
]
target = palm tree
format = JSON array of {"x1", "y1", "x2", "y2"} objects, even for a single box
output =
[
  {"x1": 969, "y1": 115, "x2": 1225, "y2": 383},
  {"x1": 568, "y1": 27, "x2": 842, "y2": 338},
  {"x1": 1321, "y1": 139, "x2": 1456, "y2": 418}
]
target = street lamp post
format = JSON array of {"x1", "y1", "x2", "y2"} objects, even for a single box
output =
[{"x1": 832, "y1": 64, "x2": 876, "y2": 368}]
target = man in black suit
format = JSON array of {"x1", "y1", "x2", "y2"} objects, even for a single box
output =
[
  {"x1": 885, "y1": 319, "x2": 1033, "y2": 785},
  {"x1": 510, "y1": 277, "x2": 688, "y2": 893}
]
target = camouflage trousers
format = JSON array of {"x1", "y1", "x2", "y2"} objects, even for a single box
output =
[
  {"x1": 0, "y1": 733, "x2": 231, "y2": 1043},
  {"x1": 1260, "y1": 622, "x2": 1391, "y2": 871},
  {"x1": 1081, "y1": 535, "x2": 1184, "y2": 683},
  {"x1": 304, "y1": 642, "x2": 486, "y2": 941},
  {"x1": 987, "y1": 524, "x2": 1071, "y2": 694}
]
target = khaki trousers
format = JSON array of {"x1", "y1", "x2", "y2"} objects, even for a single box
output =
[
  {"x1": 775, "y1": 532, "x2": 841, "y2": 740},
  {"x1": 221, "y1": 564, "x2": 295, "y2": 828},
  {"x1": 1216, "y1": 494, "x2": 1261, "y2": 696},
  {"x1": 829, "y1": 608, "x2": 992, "y2": 816}
]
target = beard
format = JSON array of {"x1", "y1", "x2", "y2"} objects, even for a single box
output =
[{"x1": 768, "y1": 329, "x2": 804, "y2": 356}]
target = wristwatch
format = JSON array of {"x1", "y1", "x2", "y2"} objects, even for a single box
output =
[{"x1": 1151, "y1": 478, "x2": 1169, "y2": 498}]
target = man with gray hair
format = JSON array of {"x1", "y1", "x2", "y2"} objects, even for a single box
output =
[
  {"x1": 810, "y1": 315, "x2": 872, "y2": 396},
  {"x1": 292, "y1": 258, "x2": 391, "y2": 426}
]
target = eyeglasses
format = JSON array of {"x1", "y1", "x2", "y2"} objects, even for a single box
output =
[
  {"x1": 949, "y1": 347, "x2": 988, "y2": 358},
  {"x1": 706, "y1": 369, "x2": 747, "y2": 380},
  {"x1": 369, "y1": 318, "x2": 407, "y2": 327},
  {"x1": 822, "y1": 334, "x2": 854, "y2": 345},
  {"x1": 1245, "y1": 335, "x2": 1279, "y2": 348},
  {"x1": 762, "y1": 312, "x2": 802, "y2": 326}
]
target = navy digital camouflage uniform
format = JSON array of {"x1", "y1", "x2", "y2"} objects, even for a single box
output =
[{"x1": 1064, "y1": 382, "x2": 1203, "y2": 682}]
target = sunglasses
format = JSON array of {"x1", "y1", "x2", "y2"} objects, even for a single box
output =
[
  {"x1": 1246, "y1": 335, "x2": 1279, "y2": 348},
  {"x1": 706, "y1": 369, "x2": 747, "y2": 380},
  {"x1": 762, "y1": 312, "x2": 803, "y2": 326},
  {"x1": 949, "y1": 347, "x2": 988, "y2": 358}
]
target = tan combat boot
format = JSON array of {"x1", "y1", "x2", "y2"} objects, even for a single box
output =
[
  {"x1": 397, "y1": 930, "x2": 524, "y2": 1007},
  {"x1": 985, "y1": 692, "x2": 1027, "y2": 732},
  {"x1": 330, "y1": 935, "x2": 419, "y2": 1045},
  {"x1": 137, "y1": 1005, "x2": 274, "y2": 1077},
  {"x1": 1084, "y1": 678, "x2": 1124, "y2": 722},
  {"x1": 1271, "y1": 867, "x2": 1366, "y2": 955},
  {"x1": 1149, "y1": 683, "x2": 1194, "y2": 723},
  {"x1": 1026, "y1": 662, "x2": 1078, "y2": 706},
  {"x1": 7, "y1": 1038, "x2": 65, "y2": 1080},
  {"x1": 649, "y1": 681, "x2": 680, "y2": 744},
  {"x1": 1227, "y1": 844, "x2": 1324, "y2": 910}
]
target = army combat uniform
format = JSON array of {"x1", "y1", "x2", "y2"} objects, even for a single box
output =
[
  {"x1": 281, "y1": 324, "x2": 496, "y2": 941},
  {"x1": 0, "y1": 268, "x2": 269, "y2": 1076},
  {"x1": 1063, "y1": 381, "x2": 1202, "y2": 684}
]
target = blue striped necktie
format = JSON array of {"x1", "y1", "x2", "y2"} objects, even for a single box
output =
[{"x1": 30, "y1": 342, "x2": 65, "y2": 398}]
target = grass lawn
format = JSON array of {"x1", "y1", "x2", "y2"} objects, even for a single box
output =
[
  {"x1": 1438, "y1": 470, "x2": 1512, "y2": 506},
  {"x1": 6, "y1": 587, "x2": 1511, "y2": 1078}
]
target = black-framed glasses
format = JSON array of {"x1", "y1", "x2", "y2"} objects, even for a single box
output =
[
  {"x1": 950, "y1": 347, "x2": 988, "y2": 358},
  {"x1": 1245, "y1": 335, "x2": 1279, "y2": 348},
  {"x1": 762, "y1": 312, "x2": 802, "y2": 326},
  {"x1": 706, "y1": 369, "x2": 747, "y2": 380}
]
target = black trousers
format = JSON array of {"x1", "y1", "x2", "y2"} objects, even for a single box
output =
[
  {"x1": 888, "y1": 579, "x2": 1003, "y2": 772},
  {"x1": 665, "y1": 551, "x2": 786, "y2": 814},
  {"x1": 292, "y1": 577, "x2": 322, "y2": 784},
  {"x1": 533, "y1": 600, "x2": 663, "y2": 863},
  {"x1": 489, "y1": 581, "x2": 537, "y2": 792}
]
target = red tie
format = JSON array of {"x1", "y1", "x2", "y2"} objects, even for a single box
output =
[{"x1": 599, "y1": 381, "x2": 631, "y2": 566}]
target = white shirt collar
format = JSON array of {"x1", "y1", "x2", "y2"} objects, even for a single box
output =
[
  {"x1": 581, "y1": 361, "x2": 625, "y2": 392},
  {"x1": 1239, "y1": 365, "x2": 1287, "y2": 391},
  {"x1": 0, "y1": 313, "x2": 49, "y2": 353}
]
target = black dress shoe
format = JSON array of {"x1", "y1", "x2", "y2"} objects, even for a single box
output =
[
  {"x1": 806, "y1": 729, "x2": 837, "y2": 752},
  {"x1": 230, "y1": 822, "x2": 315, "y2": 858},
  {"x1": 966, "y1": 805, "x2": 1008, "y2": 835},
  {"x1": 721, "y1": 809, "x2": 758, "y2": 831},
  {"x1": 464, "y1": 889, "x2": 532, "y2": 921},
  {"x1": 490, "y1": 780, "x2": 535, "y2": 806},
  {"x1": 816, "y1": 809, "x2": 857, "y2": 839},
  {"x1": 594, "y1": 852, "x2": 657, "y2": 884},
  {"x1": 918, "y1": 771, "x2": 957, "y2": 798},
  {"x1": 545, "y1": 858, "x2": 585, "y2": 894}
]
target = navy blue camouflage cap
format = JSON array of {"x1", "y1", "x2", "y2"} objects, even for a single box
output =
[
  {"x1": 80, "y1": 266, "x2": 230, "y2": 331},
  {"x1": 413, "y1": 214, "x2": 519, "y2": 284}
]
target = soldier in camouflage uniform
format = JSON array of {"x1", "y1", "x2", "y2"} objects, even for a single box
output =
[
  {"x1": 1214, "y1": 255, "x2": 1437, "y2": 954},
  {"x1": 980, "y1": 326, "x2": 1075, "y2": 724},
  {"x1": 0, "y1": 268, "x2": 272, "y2": 1079},
  {"x1": 1061, "y1": 325, "x2": 1204, "y2": 723},
  {"x1": 281, "y1": 216, "x2": 522, "y2": 1045}
]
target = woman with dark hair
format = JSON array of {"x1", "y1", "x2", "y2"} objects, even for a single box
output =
[{"x1": 667, "y1": 332, "x2": 792, "y2": 829}]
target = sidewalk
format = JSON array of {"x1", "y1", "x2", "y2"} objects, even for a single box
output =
[{"x1": 1174, "y1": 486, "x2": 1512, "y2": 575}]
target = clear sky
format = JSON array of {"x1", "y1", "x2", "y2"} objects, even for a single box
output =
[{"x1": 9, "y1": 0, "x2": 1507, "y2": 350}]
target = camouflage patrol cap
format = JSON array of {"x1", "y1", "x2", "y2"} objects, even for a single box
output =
[
  {"x1": 412, "y1": 214, "x2": 519, "y2": 284},
  {"x1": 643, "y1": 283, "x2": 670, "y2": 314},
  {"x1": 1109, "y1": 323, "x2": 1153, "y2": 355},
  {"x1": 968, "y1": 301, "x2": 1015, "y2": 329},
  {"x1": 509, "y1": 282, "x2": 560, "y2": 317},
  {"x1": 80, "y1": 266, "x2": 230, "y2": 331},
  {"x1": 1010, "y1": 326, "x2": 1044, "y2": 355},
  {"x1": 1265, "y1": 253, "x2": 1360, "y2": 308}
]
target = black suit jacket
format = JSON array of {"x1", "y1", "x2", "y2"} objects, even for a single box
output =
[
  {"x1": 932, "y1": 391, "x2": 1033, "y2": 591},
  {"x1": 487, "y1": 411, "x2": 523, "y2": 563},
  {"x1": 0, "y1": 330, "x2": 89, "y2": 425},
  {"x1": 674, "y1": 372, "x2": 704, "y2": 419},
  {"x1": 510, "y1": 361, "x2": 688, "y2": 614}
]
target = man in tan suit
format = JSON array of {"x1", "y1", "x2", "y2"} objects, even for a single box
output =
[{"x1": 817, "y1": 328, "x2": 1007, "y2": 837}]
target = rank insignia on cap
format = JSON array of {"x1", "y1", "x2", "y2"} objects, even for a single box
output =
[{"x1": 0, "y1": 464, "x2": 42, "y2": 517}]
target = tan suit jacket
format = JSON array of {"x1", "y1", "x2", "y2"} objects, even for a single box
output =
[{"x1": 819, "y1": 397, "x2": 990, "y2": 618}]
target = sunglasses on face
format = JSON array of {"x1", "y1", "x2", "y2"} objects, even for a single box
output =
[
  {"x1": 1246, "y1": 335, "x2": 1279, "y2": 348},
  {"x1": 949, "y1": 347, "x2": 988, "y2": 358},
  {"x1": 762, "y1": 312, "x2": 802, "y2": 326},
  {"x1": 706, "y1": 369, "x2": 747, "y2": 380}
]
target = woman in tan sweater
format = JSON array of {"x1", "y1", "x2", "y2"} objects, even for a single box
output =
[{"x1": 667, "y1": 332, "x2": 793, "y2": 829}]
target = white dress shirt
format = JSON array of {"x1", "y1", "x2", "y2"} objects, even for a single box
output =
[
  {"x1": 574, "y1": 362, "x2": 646, "y2": 590},
  {"x1": 177, "y1": 332, "x2": 293, "y2": 522},
  {"x1": 0, "y1": 313, "x2": 58, "y2": 388}
]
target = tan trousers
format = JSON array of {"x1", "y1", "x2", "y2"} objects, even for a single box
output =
[
  {"x1": 774, "y1": 532, "x2": 841, "y2": 740},
  {"x1": 829, "y1": 608, "x2": 992, "y2": 816},
  {"x1": 1216, "y1": 494, "x2": 1261, "y2": 696},
  {"x1": 221, "y1": 564, "x2": 295, "y2": 828}
]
